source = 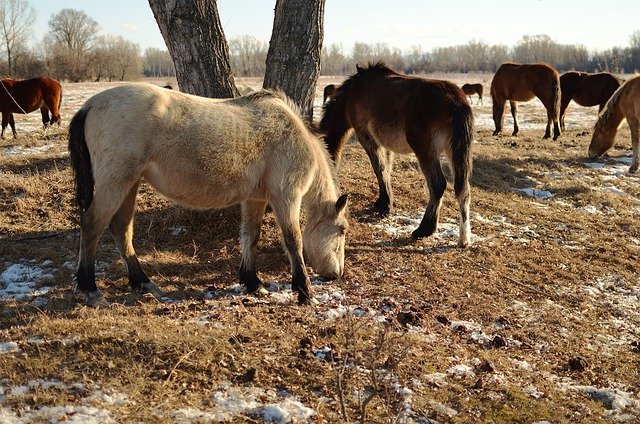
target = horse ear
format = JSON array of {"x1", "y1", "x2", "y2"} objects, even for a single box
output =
[{"x1": 335, "y1": 194, "x2": 348, "y2": 214}]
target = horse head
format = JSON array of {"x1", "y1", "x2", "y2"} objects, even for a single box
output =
[{"x1": 303, "y1": 194, "x2": 349, "y2": 280}]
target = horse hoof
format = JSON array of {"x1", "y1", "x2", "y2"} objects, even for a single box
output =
[
  {"x1": 297, "y1": 290, "x2": 313, "y2": 305},
  {"x1": 412, "y1": 226, "x2": 435, "y2": 239},
  {"x1": 373, "y1": 201, "x2": 391, "y2": 217},
  {"x1": 141, "y1": 281, "x2": 167, "y2": 299},
  {"x1": 84, "y1": 290, "x2": 109, "y2": 307}
]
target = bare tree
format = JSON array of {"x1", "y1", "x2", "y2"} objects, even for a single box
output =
[
  {"x1": 142, "y1": 47, "x2": 174, "y2": 78},
  {"x1": 229, "y1": 35, "x2": 267, "y2": 77},
  {"x1": 90, "y1": 35, "x2": 141, "y2": 81},
  {"x1": 0, "y1": 0, "x2": 35, "y2": 74},
  {"x1": 46, "y1": 8, "x2": 100, "y2": 80},
  {"x1": 148, "y1": 0, "x2": 237, "y2": 98},
  {"x1": 263, "y1": 0, "x2": 325, "y2": 120}
]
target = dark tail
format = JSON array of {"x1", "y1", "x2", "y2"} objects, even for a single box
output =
[
  {"x1": 451, "y1": 101, "x2": 473, "y2": 198},
  {"x1": 68, "y1": 107, "x2": 93, "y2": 214},
  {"x1": 551, "y1": 74, "x2": 561, "y2": 121}
]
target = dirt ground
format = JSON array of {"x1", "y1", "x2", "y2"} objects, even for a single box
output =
[{"x1": 0, "y1": 74, "x2": 639, "y2": 423}]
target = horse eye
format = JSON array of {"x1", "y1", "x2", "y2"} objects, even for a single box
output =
[{"x1": 338, "y1": 225, "x2": 347, "y2": 235}]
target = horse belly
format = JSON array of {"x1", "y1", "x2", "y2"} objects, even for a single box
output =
[
  {"x1": 143, "y1": 161, "x2": 255, "y2": 209},
  {"x1": 370, "y1": 125, "x2": 413, "y2": 154}
]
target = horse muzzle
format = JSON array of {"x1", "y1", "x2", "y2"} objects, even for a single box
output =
[{"x1": 587, "y1": 149, "x2": 600, "y2": 159}]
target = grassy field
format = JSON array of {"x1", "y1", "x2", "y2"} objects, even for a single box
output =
[{"x1": 1, "y1": 74, "x2": 639, "y2": 423}]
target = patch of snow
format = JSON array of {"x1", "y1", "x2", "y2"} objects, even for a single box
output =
[
  {"x1": 2, "y1": 144, "x2": 55, "y2": 156},
  {"x1": 0, "y1": 262, "x2": 54, "y2": 302},
  {"x1": 517, "y1": 188, "x2": 555, "y2": 199},
  {"x1": 446, "y1": 364, "x2": 475, "y2": 378},
  {"x1": 600, "y1": 184, "x2": 625, "y2": 195},
  {"x1": 0, "y1": 342, "x2": 19, "y2": 355},
  {"x1": 524, "y1": 385, "x2": 544, "y2": 399}
]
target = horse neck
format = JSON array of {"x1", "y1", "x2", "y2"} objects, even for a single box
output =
[
  {"x1": 599, "y1": 98, "x2": 625, "y2": 133},
  {"x1": 302, "y1": 156, "x2": 339, "y2": 223},
  {"x1": 320, "y1": 99, "x2": 352, "y2": 161}
]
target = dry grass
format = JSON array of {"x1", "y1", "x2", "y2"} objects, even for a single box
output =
[{"x1": 1, "y1": 76, "x2": 639, "y2": 423}]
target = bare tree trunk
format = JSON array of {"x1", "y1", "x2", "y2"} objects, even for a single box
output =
[
  {"x1": 263, "y1": 0, "x2": 325, "y2": 120},
  {"x1": 148, "y1": 0, "x2": 238, "y2": 98}
]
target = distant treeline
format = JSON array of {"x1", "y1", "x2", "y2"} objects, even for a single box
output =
[{"x1": 1, "y1": 4, "x2": 638, "y2": 81}]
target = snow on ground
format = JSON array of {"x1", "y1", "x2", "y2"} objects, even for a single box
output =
[
  {"x1": 0, "y1": 378, "x2": 127, "y2": 424},
  {"x1": 0, "y1": 261, "x2": 55, "y2": 305}
]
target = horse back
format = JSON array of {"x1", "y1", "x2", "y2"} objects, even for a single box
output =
[
  {"x1": 0, "y1": 76, "x2": 61, "y2": 114},
  {"x1": 346, "y1": 76, "x2": 470, "y2": 153},
  {"x1": 492, "y1": 62, "x2": 559, "y2": 102},
  {"x1": 82, "y1": 85, "x2": 324, "y2": 209}
]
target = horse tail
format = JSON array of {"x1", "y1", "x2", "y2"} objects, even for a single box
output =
[
  {"x1": 551, "y1": 72, "x2": 561, "y2": 120},
  {"x1": 68, "y1": 107, "x2": 94, "y2": 214},
  {"x1": 451, "y1": 101, "x2": 473, "y2": 199}
]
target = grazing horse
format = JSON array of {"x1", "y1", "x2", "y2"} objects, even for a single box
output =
[
  {"x1": 490, "y1": 62, "x2": 561, "y2": 140},
  {"x1": 68, "y1": 84, "x2": 349, "y2": 306},
  {"x1": 323, "y1": 84, "x2": 337, "y2": 104},
  {"x1": 461, "y1": 83, "x2": 484, "y2": 105},
  {"x1": 319, "y1": 63, "x2": 473, "y2": 247},
  {"x1": 588, "y1": 75, "x2": 640, "y2": 173},
  {"x1": 560, "y1": 71, "x2": 621, "y2": 130},
  {"x1": 0, "y1": 76, "x2": 62, "y2": 139}
]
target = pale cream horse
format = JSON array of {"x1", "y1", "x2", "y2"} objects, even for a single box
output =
[
  {"x1": 68, "y1": 85, "x2": 348, "y2": 306},
  {"x1": 588, "y1": 75, "x2": 640, "y2": 173}
]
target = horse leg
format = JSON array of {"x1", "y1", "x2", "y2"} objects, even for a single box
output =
[
  {"x1": 559, "y1": 97, "x2": 570, "y2": 131},
  {"x1": 270, "y1": 196, "x2": 312, "y2": 304},
  {"x1": 510, "y1": 100, "x2": 519, "y2": 136},
  {"x1": 412, "y1": 155, "x2": 446, "y2": 239},
  {"x1": 358, "y1": 131, "x2": 394, "y2": 216},
  {"x1": 492, "y1": 98, "x2": 505, "y2": 136},
  {"x1": 40, "y1": 106, "x2": 50, "y2": 128},
  {"x1": 8, "y1": 114, "x2": 17, "y2": 138},
  {"x1": 108, "y1": 181, "x2": 164, "y2": 299},
  {"x1": 1, "y1": 112, "x2": 7, "y2": 139},
  {"x1": 239, "y1": 199, "x2": 268, "y2": 294},
  {"x1": 628, "y1": 117, "x2": 639, "y2": 173}
]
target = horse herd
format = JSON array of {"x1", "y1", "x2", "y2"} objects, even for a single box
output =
[{"x1": 2, "y1": 63, "x2": 638, "y2": 306}]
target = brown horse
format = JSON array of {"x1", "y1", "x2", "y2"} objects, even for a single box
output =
[
  {"x1": 323, "y1": 84, "x2": 337, "y2": 104},
  {"x1": 68, "y1": 85, "x2": 348, "y2": 306},
  {"x1": 490, "y1": 62, "x2": 561, "y2": 140},
  {"x1": 560, "y1": 71, "x2": 621, "y2": 130},
  {"x1": 461, "y1": 83, "x2": 483, "y2": 105},
  {"x1": 319, "y1": 63, "x2": 473, "y2": 247},
  {"x1": 0, "y1": 76, "x2": 62, "y2": 139},
  {"x1": 588, "y1": 75, "x2": 640, "y2": 173}
]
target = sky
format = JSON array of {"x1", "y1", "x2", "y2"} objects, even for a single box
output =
[{"x1": 29, "y1": 0, "x2": 640, "y2": 53}]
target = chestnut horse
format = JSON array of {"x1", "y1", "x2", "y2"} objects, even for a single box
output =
[
  {"x1": 0, "y1": 76, "x2": 62, "y2": 139},
  {"x1": 461, "y1": 83, "x2": 483, "y2": 105},
  {"x1": 588, "y1": 75, "x2": 640, "y2": 173},
  {"x1": 490, "y1": 62, "x2": 561, "y2": 140},
  {"x1": 320, "y1": 63, "x2": 473, "y2": 247},
  {"x1": 560, "y1": 71, "x2": 621, "y2": 130},
  {"x1": 68, "y1": 85, "x2": 348, "y2": 306}
]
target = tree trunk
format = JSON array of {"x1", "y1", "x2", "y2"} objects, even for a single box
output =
[
  {"x1": 148, "y1": 0, "x2": 238, "y2": 98},
  {"x1": 263, "y1": 0, "x2": 325, "y2": 120}
]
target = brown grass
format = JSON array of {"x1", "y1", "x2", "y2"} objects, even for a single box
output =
[{"x1": 1, "y1": 77, "x2": 639, "y2": 423}]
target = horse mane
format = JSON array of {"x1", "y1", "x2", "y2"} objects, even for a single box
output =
[
  {"x1": 596, "y1": 80, "x2": 626, "y2": 128},
  {"x1": 321, "y1": 62, "x2": 396, "y2": 122}
]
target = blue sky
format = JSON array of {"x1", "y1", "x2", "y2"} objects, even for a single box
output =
[{"x1": 30, "y1": 1, "x2": 639, "y2": 53}]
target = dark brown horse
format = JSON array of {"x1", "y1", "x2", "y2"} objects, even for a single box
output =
[
  {"x1": 320, "y1": 63, "x2": 473, "y2": 247},
  {"x1": 461, "y1": 83, "x2": 483, "y2": 105},
  {"x1": 490, "y1": 62, "x2": 561, "y2": 140},
  {"x1": 559, "y1": 71, "x2": 621, "y2": 131},
  {"x1": 323, "y1": 84, "x2": 337, "y2": 104},
  {"x1": 0, "y1": 76, "x2": 62, "y2": 139}
]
